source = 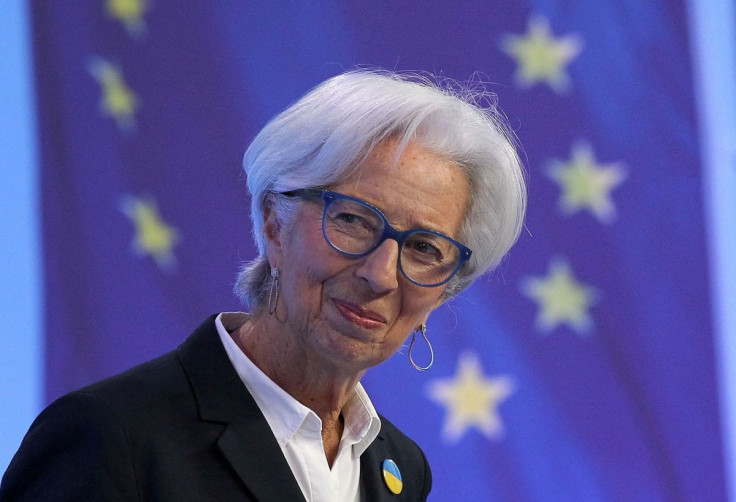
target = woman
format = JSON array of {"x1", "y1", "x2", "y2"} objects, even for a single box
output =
[{"x1": 1, "y1": 70, "x2": 525, "y2": 501}]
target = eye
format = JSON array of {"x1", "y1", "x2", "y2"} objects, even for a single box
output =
[
  {"x1": 331, "y1": 211, "x2": 373, "y2": 230},
  {"x1": 326, "y1": 199, "x2": 383, "y2": 235},
  {"x1": 408, "y1": 240, "x2": 439, "y2": 255},
  {"x1": 404, "y1": 235, "x2": 445, "y2": 262},
  {"x1": 335, "y1": 212, "x2": 359, "y2": 224}
]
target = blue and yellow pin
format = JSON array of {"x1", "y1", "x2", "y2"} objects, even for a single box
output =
[{"x1": 382, "y1": 459, "x2": 403, "y2": 495}]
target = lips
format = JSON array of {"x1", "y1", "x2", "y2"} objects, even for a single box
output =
[{"x1": 332, "y1": 299, "x2": 387, "y2": 329}]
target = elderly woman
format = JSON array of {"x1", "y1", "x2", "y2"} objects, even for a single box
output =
[{"x1": 1, "y1": 70, "x2": 525, "y2": 501}]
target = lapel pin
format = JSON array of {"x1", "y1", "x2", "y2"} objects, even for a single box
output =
[{"x1": 381, "y1": 458, "x2": 403, "y2": 495}]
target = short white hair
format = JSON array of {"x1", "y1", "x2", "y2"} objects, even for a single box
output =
[{"x1": 235, "y1": 69, "x2": 526, "y2": 307}]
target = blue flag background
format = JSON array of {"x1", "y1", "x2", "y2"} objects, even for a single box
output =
[{"x1": 2, "y1": 1, "x2": 735, "y2": 500}]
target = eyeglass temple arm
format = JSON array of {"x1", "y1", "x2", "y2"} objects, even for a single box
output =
[{"x1": 279, "y1": 189, "x2": 324, "y2": 200}]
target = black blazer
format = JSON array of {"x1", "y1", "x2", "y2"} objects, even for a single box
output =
[{"x1": 1, "y1": 316, "x2": 432, "y2": 501}]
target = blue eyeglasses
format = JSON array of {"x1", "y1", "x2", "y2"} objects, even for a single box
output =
[{"x1": 281, "y1": 189, "x2": 472, "y2": 287}]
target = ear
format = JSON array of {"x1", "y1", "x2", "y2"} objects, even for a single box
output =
[
  {"x1": 262, "y1": 203, "x2": 285, "y2": 269},
  {"x1": 415, "y1": 291, "x2": 447, "y2": 328},
  {"x1": 430, "y1": 291, "x2": 447, "y2": 310},
  {"x1": 418, "y1": 299, "x2": 442, "y2": 329}
]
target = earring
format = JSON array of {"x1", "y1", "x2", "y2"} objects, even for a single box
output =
[
  {"x1": 408, "y1": 323, "x2": 433, "y2": 371},
  {"x1": 268, "y1": 268, "x2": 279, "y2": 315}
]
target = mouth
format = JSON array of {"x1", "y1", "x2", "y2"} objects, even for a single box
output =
[{"x1": 332, "y1": 299, "x2": 387, "y2": 329}]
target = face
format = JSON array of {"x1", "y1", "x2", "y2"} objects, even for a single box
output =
[{"x1": 264, "y1": 139, "x2": 470, "y2": 374}]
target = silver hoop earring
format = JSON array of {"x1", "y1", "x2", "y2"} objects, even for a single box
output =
[
  {"x1": 408, "y1": 323, "x2": 433, "y2": 371},
  {"x1": 268, "y1": 268, "x2": 279, "y2": 315}
]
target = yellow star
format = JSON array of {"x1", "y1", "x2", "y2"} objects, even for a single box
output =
[
  {"x1": 106, "y1": 0, "x2": 150, "y2": 39},
  {"x1": 426, "y1": 352, "x2": 515, "y2": 442},
  {"x1": 121, "y1": 196, "x2": 179, "y2": 270},
  {"x1": 88, "y1": 58, "x2": 139, "y2": 132},
  {"x1": 501, "y1": 15, "x2": 583, "y2": 92},
  {"x1": 522, "y1": 260, "x2": 596, "y2": 335},
  {"x1": 548, "y1": 142, "x2": 627, "y2": 223}
]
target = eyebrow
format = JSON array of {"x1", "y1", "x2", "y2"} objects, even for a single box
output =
[{"x1": 355, "y1": 193, "x2": 457, "y2": 238}]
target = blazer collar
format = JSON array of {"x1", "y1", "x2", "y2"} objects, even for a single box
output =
[
  {"x1": 176, "y1": 315, "x2": 405, "y2": 501},
  {"x1": 176, "y1": 315, "x2": 305, "y2": 501},
  {"x1": 360, "y1": 432, "x2": 396, "y2": 502}
]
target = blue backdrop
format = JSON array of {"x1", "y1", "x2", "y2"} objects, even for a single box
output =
[{"x1": 2, "y1": 1, "x2": 736, "y2": 500}]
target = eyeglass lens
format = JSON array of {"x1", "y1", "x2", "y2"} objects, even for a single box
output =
[{"x1": 324, "y1": 198, "x2": 461, "y2": 285}]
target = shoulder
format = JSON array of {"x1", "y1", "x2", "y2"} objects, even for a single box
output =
[
  {"x1": 376, "y1": 413, "x2": 426, "y2": 458},
  {"x1": 1, "y1": 349, "x2": 188, "y2": 467},
  {"x1": 0, "y1": 317, "x2": 229, "y2": 500},
  {"x1": 75, "y1": 349, "x2": 189, "y2": 416},
  {"x1": 12, "y1": 346, "x2": 190, "y2": 457},
  {"x1": 0, "y1": 388, "x2": 142, "y2": 499},
  {"x1": 59, "y1": 313, "x2": 222, "y2": 419}
]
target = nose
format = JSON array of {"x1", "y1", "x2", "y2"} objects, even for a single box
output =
[{"x1": 355, "y1": 239, "x2": 400, "y2": 293}]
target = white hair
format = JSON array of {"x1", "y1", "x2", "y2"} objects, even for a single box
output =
[{"x1": 235, "y1": 69, "x2": 526, "y2": 307}]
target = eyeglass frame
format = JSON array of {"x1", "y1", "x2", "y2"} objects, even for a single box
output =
[{"x1": 280, "y1": 188, "x2": 473, "y2": 287}]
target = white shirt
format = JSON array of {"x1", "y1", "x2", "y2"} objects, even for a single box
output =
[{"x1": 216, "y1": 313, "x2": 382, "y2": 502}]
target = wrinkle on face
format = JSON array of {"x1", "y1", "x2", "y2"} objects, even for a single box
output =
[{"x1": 272, "y1": 139, "x2": 470, "y2": 375}]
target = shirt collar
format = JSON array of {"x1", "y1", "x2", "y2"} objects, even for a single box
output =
[{"x1": 342, "y1": 381, "x2": 382, "y2": 458}]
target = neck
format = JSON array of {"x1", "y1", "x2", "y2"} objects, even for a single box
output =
[
  {"x1": 233, "y1": 310, "x2": 364, "y2": 467},
  {"x1": 234, "y1": 308, "x2": 365, "y2": 459}
]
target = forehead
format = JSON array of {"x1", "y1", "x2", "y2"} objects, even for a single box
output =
[{"x1": 330, "y1": 140, "x2": 469, "y2": 237}]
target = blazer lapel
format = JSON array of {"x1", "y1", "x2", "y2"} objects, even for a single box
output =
[
  {"x1": 360, "y1": 434, "x2": 393, "y2": 502},
  {"x1": 217, "y1": 415, "x2": 305, "y2": 501},
  {"x1": 177, "y1": 315, "x2": 305, "y2": 501}
]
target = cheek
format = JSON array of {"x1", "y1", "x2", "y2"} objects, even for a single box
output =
[
  {"x1": 397, "y1": 289, "x2": 443, "y2": 329},
  {"x1": 300, "y1": 247, "x2": 344, "y2": 285},
  {"x1": 284, "y1": 239, "x2": 346, "y2": 305},
  {"x1": 284, "y1": 220, "x2": 330, "y2": 275}
]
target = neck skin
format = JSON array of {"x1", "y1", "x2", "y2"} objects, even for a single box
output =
[{"x1": 233, "y1": 308, "x2": 364, "y2": 467}]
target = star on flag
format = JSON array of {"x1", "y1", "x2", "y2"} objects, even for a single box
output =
[
  {"x1": 106, "y1": 0, "x2": 150, "y2": 39},
  {"x1": 500, "y1": 15, "x2": 583, "y2": 92},
  {"x1": 121, "y1": 196, "x2": 179, "y2": 270},
  {"x1": 427, "y1": 352, "x2": 515, "y2": 442},
  {"x1": 548, "y1": 142, "x2": 627, "y2": 223},
  {"x1": 521, "y1": 259, "x2": 597, "y2": 335},
  {"x1": 88, "y1": 57, "x2": 139, "y2": 132}
]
